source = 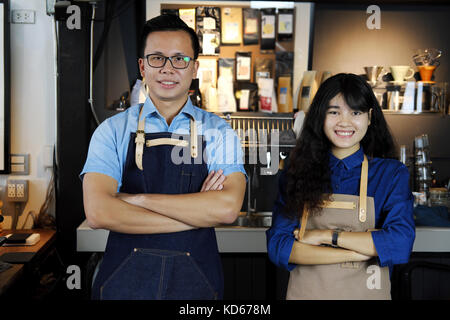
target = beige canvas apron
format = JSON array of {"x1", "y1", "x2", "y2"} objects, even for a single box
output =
[{"x1": 286, "y1": 155, "x2": 391, "y2": 300}]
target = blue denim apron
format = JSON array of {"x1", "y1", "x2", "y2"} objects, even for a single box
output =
[{"x1": 91, "y1": 107, "x2": 223, "y2": 300}]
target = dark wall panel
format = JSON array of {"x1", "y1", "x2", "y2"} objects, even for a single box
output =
[
  {"x1": 56, "y1": 3, "x2": 93, "y2": 261},
  {"x1": 56, "y1": 1, "x2": 145, "y2": 261},
  {"x1": 385, "y1": 113, "x2": 450, "y2": 182},
  {"x1": 312, "y1": 4, "x2": 450, "y2": 82}
]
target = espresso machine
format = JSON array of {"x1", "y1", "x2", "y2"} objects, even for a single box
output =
[{"x1": 220, "y1": 112, "x2": 297, "y2": 227}]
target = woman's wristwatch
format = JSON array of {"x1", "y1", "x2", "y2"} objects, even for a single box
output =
[{"x1": 331, "y1": 230, "x2": 341, "y2": 247}]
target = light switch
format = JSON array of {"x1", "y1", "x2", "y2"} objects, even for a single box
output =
[{"x1": 10, "y1": 154, "x2": 29, "y2": 175}]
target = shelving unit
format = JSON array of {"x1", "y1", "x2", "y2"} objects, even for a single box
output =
[
  {"x1": 371, "y1": 81, "x2": 448, "y2": 115},
  {"x1": 147, "y1": 1, "x2": 313, "y2": 111}
]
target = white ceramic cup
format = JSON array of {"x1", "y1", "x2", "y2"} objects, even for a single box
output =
[{"x1": 390, "y1": 66, "x2": 415, "y2": 83}]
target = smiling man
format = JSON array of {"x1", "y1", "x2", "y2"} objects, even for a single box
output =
[{"x1": 81, "y1": 15, "x2": 246, "y2": 300}]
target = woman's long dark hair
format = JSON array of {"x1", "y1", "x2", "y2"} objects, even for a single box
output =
[{"x1": 284, "y1": 73, "x2": 396, "y2": 220}]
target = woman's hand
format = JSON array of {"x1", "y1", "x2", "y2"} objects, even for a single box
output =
[
  {"x1": 350, "y1": 251, "x2": 372, "y2": 262},
  {"x1": 294, "y1": 229, "x2": 332, "y2": 246},
  {"x1": 200, "y1": 170, "x2": 226, "y2": 192}
]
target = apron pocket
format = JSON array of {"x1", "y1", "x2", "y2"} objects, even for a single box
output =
[
  {"x1": 179, "y1": 167, "x2": 208, "y2": 193},
  {"x1": 179, "y1": 170, "x2": 193, "y2": 194},
  {"x1": 100, "y1": 248, "x2": 165, "y2": 300},
  {"x1": 100, "y1": 248, "x2": 217, "y2": 300},
  {"x1": 163, "y1": 250, "x2": 218, "y2": 300}
]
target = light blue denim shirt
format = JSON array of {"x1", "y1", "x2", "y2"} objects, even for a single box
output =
[{"x1": 80, "y1": 97, "x2": 246, "y2": 191}]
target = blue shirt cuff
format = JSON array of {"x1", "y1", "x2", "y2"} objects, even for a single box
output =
[
  {"x1": 266, "y1": 228, "x2": 297, "y2": 272},
  {"x1": 214, "y1": 165, "x2": 248, "y2": 182},
  {"x1": 282, "y1": 238, "x2": 297, "y2": 272},
  {"x1": 371, "y1": 230, "x2": 392, "y2": 267},
  {"x1": 79, "y1": 167, "x2": 122, "y2": 191}
]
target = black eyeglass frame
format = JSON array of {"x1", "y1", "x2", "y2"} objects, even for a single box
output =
[{"x1": 144, "y1": 54, "x2": 194, "y2": 70}]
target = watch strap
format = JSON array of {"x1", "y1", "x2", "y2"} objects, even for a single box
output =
[{"x1": 332, "y1": 230, "x2": 340, "y2": 247}]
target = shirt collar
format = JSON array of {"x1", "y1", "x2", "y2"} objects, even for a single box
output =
[
  {"x1": 329, "y1": 146, "x2": 365, "y2": 170},
  {"x1": 140, "y1": 96, "x2": 198, "y2": 121}
]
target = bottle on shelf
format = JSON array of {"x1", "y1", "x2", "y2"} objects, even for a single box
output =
[{"x1": 189, "y1": 79, "x2": 203, "y2": 108}]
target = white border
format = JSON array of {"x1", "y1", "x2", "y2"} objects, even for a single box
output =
[{"x1": 0, "y1": 3, "x2": 4, "y2": 171}]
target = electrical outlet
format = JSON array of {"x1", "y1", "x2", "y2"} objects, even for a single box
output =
[
  {"x1": 17, "y1": 183, "x2": 25, "y2": 198},
  {"x1": 7, "y1": 183, "x2": 15, "y2": 198},
  {"x1": 6, "y1": 180, "x2": 28, "y2": 202},
  {"x1": 12, "y1": 10, "x2": 35, "y2": 24}
]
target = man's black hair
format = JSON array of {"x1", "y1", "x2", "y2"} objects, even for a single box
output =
[{"x1": 139, "y1": 14, "x2": 200, "y2": 60}]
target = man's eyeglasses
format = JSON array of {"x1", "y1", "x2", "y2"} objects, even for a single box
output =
[{"x1": 144, "y1": 54, "x2": 193, "y2": 69}]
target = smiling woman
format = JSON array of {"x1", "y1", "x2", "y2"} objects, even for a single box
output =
[
  {"x1": 285, "y1": 73, "x2": 395, "y2": 218},
  {"x1": 323, "y1": 94, "x2": 371, "y2": 159},
  {"x1": 266, "y1": 73, "x2": 415, "y2": 300}
]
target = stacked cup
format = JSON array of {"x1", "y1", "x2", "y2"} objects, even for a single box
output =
[
  {"x1": 414, "y1": 134, "x2": 433, "y2": 201},
  {"x1": 390, "y1": 66, "x2": 415, "y2": 84}
]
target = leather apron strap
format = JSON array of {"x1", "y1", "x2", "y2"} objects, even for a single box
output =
[
  {"x1": 146, "y1": 138, "x2": 188, "y2": 148},
  {"x1": 135, "y1": 106, "x2": 145, "y2": 171},
  {"x1": 298, "y1": 154, "x2": 369, "y2": 240},
  {"x1": 190, "y1": 118, "x2": 198, "y2": 158},
  {"x1": 359, "y1": 155, "x2": 368, "y2": 223},
  {"x1": 135, "y1": 106, "x2": 198, "y2": 170}
]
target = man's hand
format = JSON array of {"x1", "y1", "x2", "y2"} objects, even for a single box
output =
[
  {"x1": 83, "y1": 172, "x2": 196, "y2": 234},
  {"x1": 116, "y1": 169, "x2": 226, "y2": 207},
  {"x1": 200, "y1": 169, "x2": 226, "y2": 192}
]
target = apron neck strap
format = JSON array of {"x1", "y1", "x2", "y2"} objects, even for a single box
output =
[
  {"x1": 298, "y1": 154, "x2": 369, "y2": 239},
  {"x1": 190, "y1": 118, "x2": 198, "y2": 158},
  {"x1": 135, "y1": 107, "x2": 199, "y2": 170},
  {"x1": 358, "y1": 154, "x2": 368, "y2": 223},
  {"x1": 135, "y1": 106, "x2": 146, "y2": 170},
  {"x1": 137, "y1": 105, "x2": 145, "y2": 132},
  {"x1": 298, "y1": 204, "x2": 309, "y2": 241}
]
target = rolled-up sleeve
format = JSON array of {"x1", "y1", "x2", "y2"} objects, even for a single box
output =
[
  {"x1": 266, "y1": 171, "x2": 298, "y2": 271},
  {"x1": 205, "y1": 120, "x2": 246, "y2": 179},
  {"x1": 80, "y1": 119, "x2": 122, "y2": 187},
  {"x1": 371, "y1": 165, "x2": 415, "y2": 267}
]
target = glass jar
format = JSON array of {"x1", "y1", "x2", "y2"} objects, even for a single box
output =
[{"x1": 429, "y1": 188, "x2": 449, "y2": 207}]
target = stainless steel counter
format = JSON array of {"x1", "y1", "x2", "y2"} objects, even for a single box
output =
[
  {"x1": 76, "y1": 220, "x2": 450, "y2": 253},
  {"x1": 76, "y1": 220, "x2": 269, "y2": 253}
]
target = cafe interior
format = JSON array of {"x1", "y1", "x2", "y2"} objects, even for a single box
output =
[{"x1": 0, "y1": 0, "x2": 450, "y2": 301}]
